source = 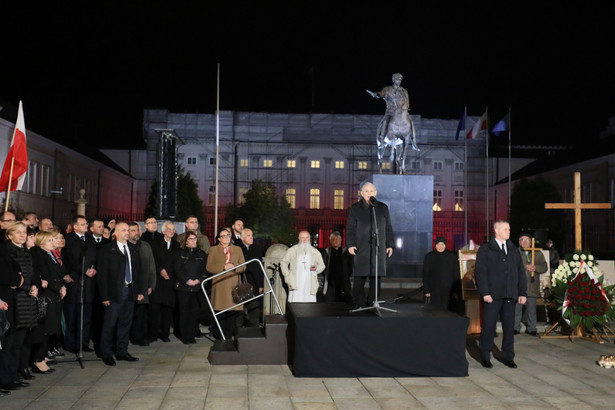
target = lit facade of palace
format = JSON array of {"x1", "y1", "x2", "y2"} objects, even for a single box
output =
[{"x1": 138, "y1": 109, "x2": 520, "y2": 249}]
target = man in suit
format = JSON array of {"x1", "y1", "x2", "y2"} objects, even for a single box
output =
[
  {"x1": 128, "y1": 222, "x2": 156, "y2": 346},
  {"x1": 85, "y1": 218, "x2": 109, "y2": 357},
  {"x1": 141, "y1": 217, "x2": 162, "y2": 244},
  {"x1": 63, "y1": 215, "x2": 98, "y2": 353},
  {"x1": 321, "y1": 231, "x2": 353, "y2": 303},
  {"x1": 97, "y1": 222, "x2": 145, "y2": 366},
  {"x1": 148, "y1": 221, "x2": 179, "y2": 342},
  {"x1": 475, "y1": 220, "x2": 527, "y2": 369},
  {"x1": 231, "y1": 219, "x2": 244, "y2": 247},
  {"x1": 240, "y1": 228, "x2": 263, "y2": 327}
]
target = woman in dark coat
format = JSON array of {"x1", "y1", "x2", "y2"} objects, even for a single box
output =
[
  {"x1": 3, "y1": 222, "x2": 44, "y2": 379},
  {"x1": 422, "y1": 237, "x2": 461, "y2": 311},
  {"x1": 31, "y1": 231, "x2": 66, "y2": 372},
  {"x1": 173, "y1": 232, "x2": 207, "y2": 344}
]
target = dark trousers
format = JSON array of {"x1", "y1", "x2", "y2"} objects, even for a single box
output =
[
  {"x1": 213, "y1": 311, "x2": 239, "y2": 340},
  {"x1": 21, "y1": 325, "x2": 45, "y2": 368},
  {"x1": 352, "y1": 276, "x2": 381, "y2": 306},
  {"x1": 479, "y1": 298, "x2": 516, "y2": 361},
  {"x1": 130, "y1": 303, "x2": 149, "y2": 344},
  {"x1": 177, "y1": 291, "x2": 200, "y2": 343},
  {"x1": 0, "y1": 327, "x2": 26, "y2": 384},
  {"x1": 148, "y1": 303, "x2": 173, "y2": 340},
  {"x1": 100, "y1": 286, "x2": 134, "y2": 359},
  {"x1": 63, "y1": 301, "x2": 92, "y2": 351},
  {"x1": 244, "y1": 298, "x2": 262, "y2": 327}
]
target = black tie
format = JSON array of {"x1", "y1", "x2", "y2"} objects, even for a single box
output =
[
  {"x1": 501, "y1": 243, "x2": 506, "y2": 254},
  {"x1": 80, "y1": 235, "x2": 85, "y2": 242},
  {"x1": 124, "y1": 245, "x2": 132, "y2": 284}
]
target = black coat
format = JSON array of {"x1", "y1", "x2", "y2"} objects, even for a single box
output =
[
  {"x1": 346, "y1": 198, "x2": 394, "y2": 277},
  {"x1": 150, "y1": 237, "x2": 179, "y2": 306},
  {"x1": 174, "y1": 247, "x2": 207, "y2": 293},
  {"x1": 31, "y1": 246, "x2": 64, "y2": 334},
  {"x1": 475, "y1": 238, "x2": 527, "y2": 300},
  {"x1": 96, "y1": 241, "x2": 145, "y2": 303},
  {"x1": 241, "y1": 243, "x2": 264, "y2": 291},
  {"x1": 0, "y1": 249, "x2": 23, "y2": 326},
  {"x1": 4, "y1": 242, "x2": 39, "y2": 329},
  {"x1": 422, "y1": 249, "x2": 460, "y2": 310},
  {"x1": 63, "y1": 231, "x2": 98, "y2": 303}
]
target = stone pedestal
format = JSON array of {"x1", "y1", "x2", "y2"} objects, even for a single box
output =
[{"x1": 373, "y1": 174, "x2": 433, "y2": 278}]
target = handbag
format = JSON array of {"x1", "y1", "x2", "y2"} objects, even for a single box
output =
[
  {"x1": 36, "y1": 296, "x2": 49, "y2": 320},
  {"x1": 231, "y1": 274, "x2": 254, "y2": 304}
]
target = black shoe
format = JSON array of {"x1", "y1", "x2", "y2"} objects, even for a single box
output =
[
  {"x1": 480, "y1": 359, "x2": 493, "y2": 368},
  {"x1": 135, "y1": 342, "x2": 149, "y2": 347},
  {"x1": 0, "y1": 389, "x2": 10, "y2": 396},
  {"x1": 0, "y1": 383, "x2": 18, "y2": 391},
  {"x1": 103, "y1": 356, "x2": 116, "y2": 366},
  {"x1": 19, "y1": 368, "x2": 35, "y2": 380},
  {"x1": 31, "y1": 366, "x2": 54, "y2": 374},
  {"x1": 160, "y1": 337, "x2": 170, "y2": 343},
  {"x1": 116, "y1": 353, "x2": 139, "y2": 362},
  {"x1": 514, "y1": 330, "x2": 520, "y2": 335},
  {"x1": 13, "y1": 380, "x2": 30, "y2": 388},
  {"x1": 46, "y1": 359, "x2": 58, "y2": 365},
  {"x1": 504, "y1": 360, "x2": 518, "y2": 368},
  {"x1": 182, "y1": 339, "x2": 196, "y2": 345},
  {"x1": 82, "y1": 346, "x2": 94, "y2": 352},
  {"x1": 525, "y1": 330, "x2": 539, "y2": 337}
]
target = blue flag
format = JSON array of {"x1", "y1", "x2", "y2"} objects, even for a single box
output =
[
  {"x1": 491, "y1": 112, "x2": 510, "y2": 136},
  {"x1": 455, "y1": 112, "x2": 466, "y2": 140}
]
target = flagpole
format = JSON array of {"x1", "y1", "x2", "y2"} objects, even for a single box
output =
[
  {"x1": 463, "y1": 106, "x2": 468, "y2": 245},
  {"x1": 4, "y1": 157, "x2": 15, "y2": 212},
  {"x1": 507, "y1": 107, "x2": 512, "y2": 217},
  {"x1": 485, "y1": 106, "x2": 489, "y2": 241},
  {"x1": 214, "y1": 63, "x2": 220, "y2": 236}
]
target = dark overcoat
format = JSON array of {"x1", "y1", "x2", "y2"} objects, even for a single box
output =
[
  {"x1": 31, "y1": 246, "x2": 64, "y2": 334},
  {"x1": 475, "y1": 238, "x2": 527, "y2": 300},
  {"x1": 4, "y1": 242, "x2": 39, "y2": 329},
  {"x1": 422, "y1": 249, "x2": 460, "y2": 310},
  {"x1": 150, "y1": 237, "x2": 179, "y2": 306},
  {"x1": 346, "y1": 198, "x2": 394, "y2": 277},
  {"x1": 63, "y1": 231, "x2": 98, "y2": 303}
]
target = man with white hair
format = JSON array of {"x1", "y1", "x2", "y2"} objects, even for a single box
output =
[{"x1": 280, "y1": 231, "x2": 325, "y2": 302}]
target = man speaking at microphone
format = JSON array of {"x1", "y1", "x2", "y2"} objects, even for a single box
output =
[{"x1": 347, "y1": 181, "x2": 394, "y2": 308}]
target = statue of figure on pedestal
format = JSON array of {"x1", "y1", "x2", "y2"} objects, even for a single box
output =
[{"x1": 366, "y1": 73, "x2": 419, "y2": 174}]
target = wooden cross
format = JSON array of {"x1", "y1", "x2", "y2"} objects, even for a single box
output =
[
  {"x1": 545, "y1": 172, "x2": 611, "y2": 250},
  {"x1": 523, "y1": 238, "x2": 542, "y2": 278}
]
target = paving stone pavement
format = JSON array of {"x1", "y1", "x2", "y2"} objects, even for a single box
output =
[{"x1": 2, "y1": 322, "x2": 615, "y2": 409}]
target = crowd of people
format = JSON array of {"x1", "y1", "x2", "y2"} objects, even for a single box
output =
[{"x1": 0, "y1": 212, "x2": 266, "y2": 396}]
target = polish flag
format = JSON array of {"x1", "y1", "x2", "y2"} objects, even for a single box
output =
[
  {"x1": 466, "y1": 111, "x2": 487, "y2": 139},
  {"x1": 0, "y1": 101, "x2": 28, "y2": 192}
]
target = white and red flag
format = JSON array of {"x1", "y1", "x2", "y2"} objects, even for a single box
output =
[
  {"x1": 466, "y1": 111, "x2": 487, "y2": 139},
  {"x1": 0, "y1": 101, "x2": 28, "y2": 192}
]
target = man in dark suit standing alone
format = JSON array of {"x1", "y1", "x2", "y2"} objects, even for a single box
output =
[
  {"x1": 475, "y1": 220, "x2": 527, "y2": 369},
  {"x1": 96, "y1": 222, "x2": 144, "y2": 366}
]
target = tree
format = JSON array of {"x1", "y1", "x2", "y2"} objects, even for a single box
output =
[
  {"x1": 226, "y1": 179, "x2": 296, "y2": 245},
  {"x1": 509, "y1": 177, "x2": 565, "y2": 247},
  {"x1": 143, "y1": 167, "x2": 205, "y2": 224}
]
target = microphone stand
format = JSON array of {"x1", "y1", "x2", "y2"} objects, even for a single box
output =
[{"x1": 351, "y1": 199, "x2": 396, "y2": 316}]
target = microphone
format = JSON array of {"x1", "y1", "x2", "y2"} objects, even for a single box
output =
[{"x1": 369, "y1": 196, "x2": 377, "y2": 206}]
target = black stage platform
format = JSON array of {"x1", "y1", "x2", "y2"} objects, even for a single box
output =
[{"x1": 286, "y1": 302, "x2": 469, "y2": 377}]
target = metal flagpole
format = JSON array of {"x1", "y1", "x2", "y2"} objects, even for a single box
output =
[
  {"x1": 463, "y1": 106, "x2": 468, "y2": 245},
  {"x1": 485, "y1": 107, "x2": 489, "y2": 240},
  {"x1": 214, "y1": 63, "x2": 220, "y2": 235},
  {"x1": 507, "y1": 107, "x2": 512, "y2": 216}
]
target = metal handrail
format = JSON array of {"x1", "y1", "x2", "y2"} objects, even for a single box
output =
[{"x1": 200, "y1": 258, "x2": 284, "y2": 341}]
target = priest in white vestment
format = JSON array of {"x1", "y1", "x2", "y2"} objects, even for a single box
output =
[{"x1": 280, "y1": 231, "x2": 325, "y2": 302}]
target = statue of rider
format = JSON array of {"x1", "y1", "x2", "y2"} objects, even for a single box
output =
[{"x1": 366, "y1": 73, "x2": 410, "y2": 141}]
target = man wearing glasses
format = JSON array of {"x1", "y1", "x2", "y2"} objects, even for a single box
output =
[
  {"x1": 175, "y1": 216, "x2": 210, "y2": 254},
  {"x1": 0, "y1": 211, "x2": 16, "y2": 241}
]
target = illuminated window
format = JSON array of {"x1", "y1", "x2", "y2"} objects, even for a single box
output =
[
  {"x1": 433, "y1": 161, "x2": 443, "y2": 170},
  {"x1": 433, "y1": 189, "x2": 442, "y2": 212},
  {"x1": 310, "y1": 188, "x2": 320, "y2": 209},
  {"x1": 358, "y1": 161, "x2": 367, "y2": 169},
  {"x1": 334, "y1": 189, "x2": 344, "y2": 210},
  {"x1": 382, "y1": 162, "x2": 391, "y2": 170},
  {"x1": 263, "y1": 159, "x2": 273, "y2": 167},
  {"x1": 454, "y1": 190, "x2": 464, "y2": 212},
  {"x1": 240, "y1": 159, "x2": 249, "y2": 167},
  {"x1": 187, "y1": 156, "x2": 197, "y2": 165},
  {"x1": 335, "y1": 161, "x2": 344, "y2": 169},
  {"x1": 287, "y1": 160, "x2": 296, "y2": 168},
  {"x1": 311, "y1": 160, "x2": 320, "y2": 168},
  {"x1": 286, "y1": 188, "x2": 296, "y2": 209}
]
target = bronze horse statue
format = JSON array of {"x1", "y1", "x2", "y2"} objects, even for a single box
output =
[{"x1": 376, "y1": 107, "x2": 419, "y2": 174}]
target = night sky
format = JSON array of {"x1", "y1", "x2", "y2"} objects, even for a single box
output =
[{"x1": 2, "y1": 2, "x2": 614, "y2": 150}]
